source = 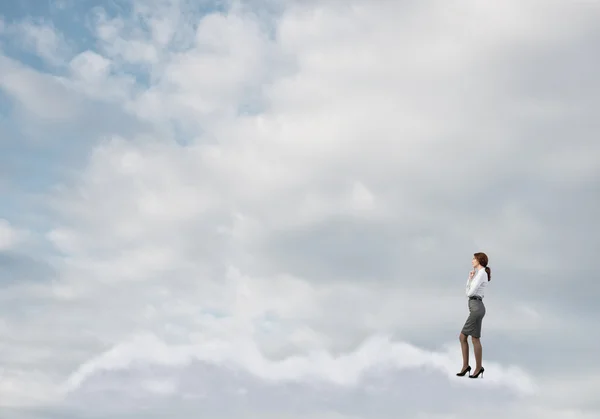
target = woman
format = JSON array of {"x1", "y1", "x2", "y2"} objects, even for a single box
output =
[{"x1": 456, "y1": 252, "x2": 491, "y2": 379}]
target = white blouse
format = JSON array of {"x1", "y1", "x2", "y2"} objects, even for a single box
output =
[{"x1": 465, "y1": 268, "x2": 487, "y2": 298}]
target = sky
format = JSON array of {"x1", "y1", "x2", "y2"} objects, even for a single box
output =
[{"x1": 1, "y1": 0, "x2": 599, "y2": 418}]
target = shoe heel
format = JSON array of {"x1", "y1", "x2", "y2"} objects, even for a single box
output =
[
  {"x1": 469, "y1": 366, "x2": 484, "y2": 379},
  {"x1": 456, "y1": 366, "x2": 471, "y2": 376}
]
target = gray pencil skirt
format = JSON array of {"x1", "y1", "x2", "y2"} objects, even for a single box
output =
[{"x1": 461, "y1": 298, "x2": 486, "y2": 338}]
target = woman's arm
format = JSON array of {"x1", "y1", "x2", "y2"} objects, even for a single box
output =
[
  {"x1": 466, "y1": 270, "x2": 485, "y2": 297},
  {"x1": 465, "y1": 270, "x2": 474, "y2": 293}
]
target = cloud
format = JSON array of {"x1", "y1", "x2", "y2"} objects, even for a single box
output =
[
  {"x1": 0, "y1": 55, "x2": 82, "y2": 120},
  {"x1": 0, "y1": 219, "x2": 19, "y2": 250},
  {"x1": 1, "y1": 0, "x2": 600, "y2": 418},
  {"x1": 61, "y1": 332, "x2": 535, "y2": 394},
  {"x1": 0, "y1": 17, "x2": 72, "y2": 67}
]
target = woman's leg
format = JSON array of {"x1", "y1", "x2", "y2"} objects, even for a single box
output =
[
  {"x1": 472, "y1": 336, "x2": 482, "y2": 371},
  {"x1": 459, "y1": 333, "x2": 469, "y2": 369},
  {"x1": 471, "y1": 302, "x2": 485, "y2": 372}
]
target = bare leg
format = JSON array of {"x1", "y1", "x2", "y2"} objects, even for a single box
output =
[
  {"x1": 459, "y1": 333, "x2": 469, "y2": 369},
  {"x1": 472, "y1": 337, "x2": 482, "y2": 371}
]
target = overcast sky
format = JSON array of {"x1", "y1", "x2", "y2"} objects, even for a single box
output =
[{"x1": 1, "y1": 0, "x2": 599, "y2": 418}]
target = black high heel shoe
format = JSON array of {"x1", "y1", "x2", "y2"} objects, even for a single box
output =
[
  {"x1": 469, "y1": 366, "x2": 484, "y2": 378},
  {"x1": 456, "y1": 366, "x2": 471, "y2": 376}
]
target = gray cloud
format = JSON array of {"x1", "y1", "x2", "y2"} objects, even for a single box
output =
[{"x1": 0, "y1": 0, "x2": 599, "y2": 417}]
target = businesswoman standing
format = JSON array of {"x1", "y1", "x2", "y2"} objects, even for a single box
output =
[{"x1": 456, "y1": 252, "x2": 491, "y2": 378}]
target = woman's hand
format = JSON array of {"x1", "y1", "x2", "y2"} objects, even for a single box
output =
[{"x1": 469, "y1": 270, "x2": 475, "y2": 280}]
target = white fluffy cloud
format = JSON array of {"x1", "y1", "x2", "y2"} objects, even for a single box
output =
[{"x1": 1, "y1": 0, "x2": 600, "y2": 418}]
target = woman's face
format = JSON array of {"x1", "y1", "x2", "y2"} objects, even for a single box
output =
[{"x1": 472, "y1": 256, "x2": 479, "y2": 268}]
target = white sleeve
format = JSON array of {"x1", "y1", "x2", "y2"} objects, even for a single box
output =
[{"x1": 466, "y1": 270, "x2": 485, "y2": 297}]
